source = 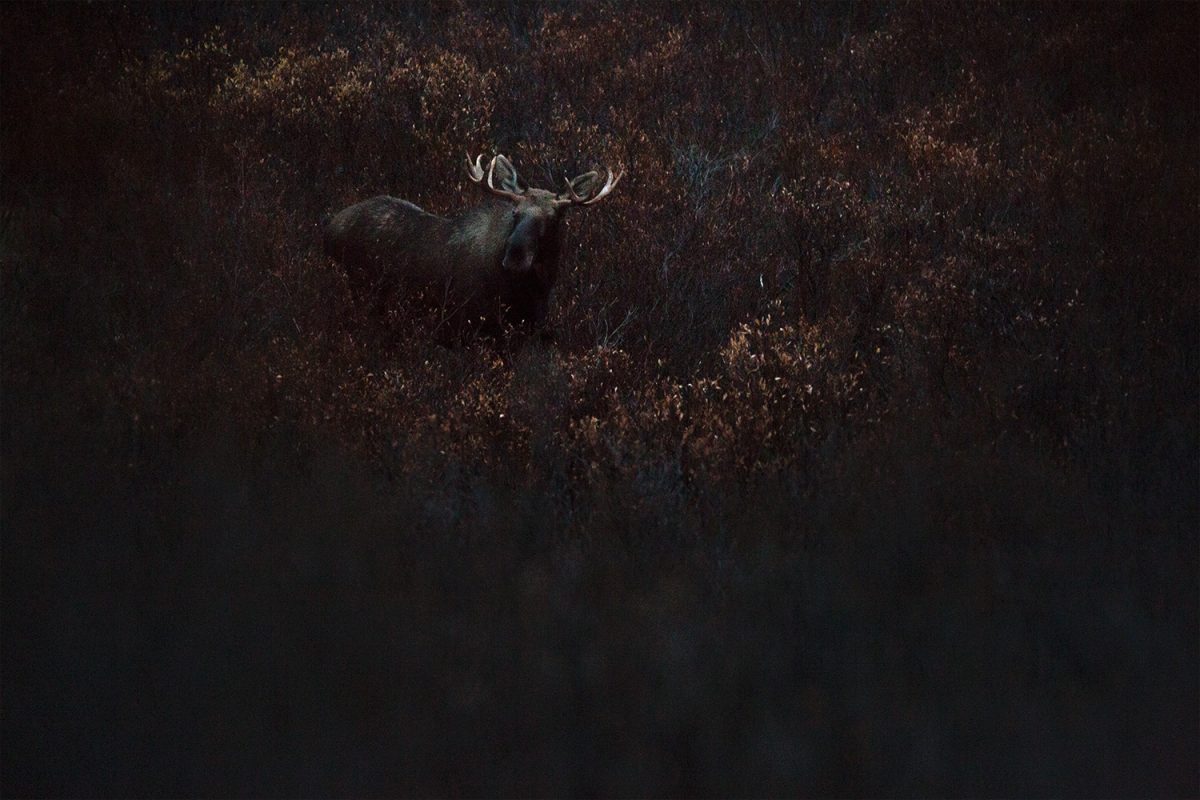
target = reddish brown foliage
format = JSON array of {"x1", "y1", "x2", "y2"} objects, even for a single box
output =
[
  {"x1": 2, "y1": 2, "x2": 1197, "y2": 795},
  {"x1": 4, "y1": 3, "x2": 1196, "y2": 476}
]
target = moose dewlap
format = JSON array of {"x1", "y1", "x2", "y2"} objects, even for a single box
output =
[{"x1": 323, "y1": 154, "x2": 622, "y2": 338}]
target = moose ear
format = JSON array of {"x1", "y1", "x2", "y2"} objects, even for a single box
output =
[
  {"x1": 567, "y1": 171, "x2": 601, "y2": 196},
  {"x1": 492, "y1": 155, "x2": 524, "y2": 194}
]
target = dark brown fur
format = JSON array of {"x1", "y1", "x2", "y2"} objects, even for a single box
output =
[{"x1": 324, "y1": 189, "x2": 571, "y2": 338}]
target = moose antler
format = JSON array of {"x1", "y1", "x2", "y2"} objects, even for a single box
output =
[
  {"x1": 556, "y1": 167, "x2": 624, "y2": 206},
  {"x1": 465, "y1": 153, "x2": 525, "y2": 202}
]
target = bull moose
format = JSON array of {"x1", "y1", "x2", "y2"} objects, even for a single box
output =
[{"x1": 323, "y1": 153, "x2": 622, "y2": 340}]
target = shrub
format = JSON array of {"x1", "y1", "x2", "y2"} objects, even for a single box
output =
[{"x1": 2, "y1": 2, "x2": 1196, "y2": 795}]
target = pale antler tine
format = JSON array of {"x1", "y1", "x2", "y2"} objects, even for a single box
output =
[
  {"x1": 568, "y1": 174, "x2": 587, "y2": 203},
  {"x1": 478, "y1": 154, "x2": 523, "y2": 202},
  {"x1": 497, "y1": 154, "x2": 522, "y2": 193},
  {"x1": 485, "y1": 155, "x2": 498, "y2": 191},
  {"x1": 466, "y1": 153, "x2": 486, "y2": 182},
  {"x1": 557, "y1": 169, "x2": 613, "y2": 205},
  {"x1": 581, "y1": 168, "x2": 622, "y2": 205}
]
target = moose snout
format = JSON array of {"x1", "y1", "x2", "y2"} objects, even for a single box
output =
[{"x1": 502, "y1": 244, "x2": 534, "y2": 272}]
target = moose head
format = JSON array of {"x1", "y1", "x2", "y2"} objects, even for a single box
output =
[{"x1": 465, "y1": 153, "x2": 623, "y2": 273}]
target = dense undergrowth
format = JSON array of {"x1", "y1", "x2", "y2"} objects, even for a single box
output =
[{"x1": 2, "y1": 2, "x2": 1197, "y2": 795}]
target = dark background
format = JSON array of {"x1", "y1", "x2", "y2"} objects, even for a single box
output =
[{"x1": 2, "y1": 1, "x2": 1197, "y2": 795}]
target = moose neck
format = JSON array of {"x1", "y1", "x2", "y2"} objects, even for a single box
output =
[{"x1": 447, "y1": 200, "x2": 565, "y2": 289}]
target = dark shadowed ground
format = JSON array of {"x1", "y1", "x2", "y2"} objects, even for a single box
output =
[{"x1": 2, "y1": 2, "x2": 1197, "y2": 796}]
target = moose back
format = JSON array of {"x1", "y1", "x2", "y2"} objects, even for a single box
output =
[{"x1": 323, "y1": 154, "x2": 621, "y2": 338}]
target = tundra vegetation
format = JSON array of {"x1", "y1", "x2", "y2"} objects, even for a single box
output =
[{"x1": 2, "y1": 2, "x2": 1197, "y2": 796}]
